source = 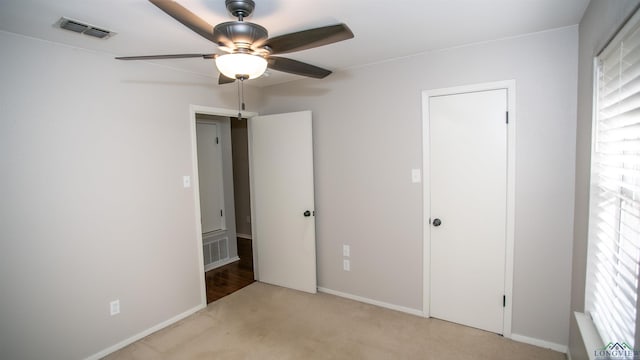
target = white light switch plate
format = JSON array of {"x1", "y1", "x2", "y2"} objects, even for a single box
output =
[
  {"x1": 343, "y1": 245, "x2": 350, "y2": 257},
  {"x1": 110, "y1": 300, "x2": 120, "y2": 316},
  {"x1": 411, "y1": 169, "x2": 421, "y2": 183}
]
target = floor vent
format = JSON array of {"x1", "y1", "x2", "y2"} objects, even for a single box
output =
[
  {"x1": 55, "y1": 17, "x2": 115, "y2": 39},
  {"x1": 203, "y1": 237, "x2": 229, "y2": 267}
]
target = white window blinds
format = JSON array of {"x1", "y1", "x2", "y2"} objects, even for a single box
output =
[{"x1": 587, "y1": 10, "x2": 640, "y2": 347}]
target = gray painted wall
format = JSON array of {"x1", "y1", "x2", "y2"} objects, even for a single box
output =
[
  {"x1": 0, "y1": 31, "x2": 260, "y2": 359},
  {"x1": 259, "y1": 26, "x2": 578, "y2": 347},
  {"x1": 569, "y1": 1, "x2": 640, "y2": 359}
]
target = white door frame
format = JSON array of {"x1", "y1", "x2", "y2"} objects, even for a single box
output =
[
  {"x1": 189, "y1": 105, "x2": 258, "y2": 305},
  {"x1": 421, "y1": 80, "x2": 516, "y2": 337}
]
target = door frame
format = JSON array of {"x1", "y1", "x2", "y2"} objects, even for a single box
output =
[
  {"x1": 189, "y1": 105, "x2": 258, "y2": 305},
  {"x1": 421, "y1": 80, "x2": 516, "y2": 337}
]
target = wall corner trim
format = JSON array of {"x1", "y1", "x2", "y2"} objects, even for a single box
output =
[{"x1": 84, "y1": 303, "x2": 206, "y2": 360}]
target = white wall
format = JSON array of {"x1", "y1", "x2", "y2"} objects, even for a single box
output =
[
  {"x1": 259, "y1": 26, "x2": 578, "y2": 347},
  {"x1": 569, "y1": 1, "x2": 640, "y2": 359},
  {"x1": 0, "y1": 31, "x2": 261, "y2": 359}
]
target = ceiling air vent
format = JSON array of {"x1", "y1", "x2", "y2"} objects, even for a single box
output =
[{"x1": 56, "y1": 17, "x2": 115, "y2": 39}]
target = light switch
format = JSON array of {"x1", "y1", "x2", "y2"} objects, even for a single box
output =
[
  {"x1": 183, "y1": 176, "x2": 191, "y2": 188},
  {"x1": 110, "y1": 299, "x2": 120, "y2": 316},
  {"x1": 343, "y1": 245, "x2": 350, "y2": 257},
  {"x1": 411, "y1": 169, "x2": 421, "y2": 183}
]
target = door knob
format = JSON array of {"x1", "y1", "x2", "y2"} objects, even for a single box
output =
[
  {"x1": 303, "y1": 210, "x2": 312, "y2": 217},
  {"x1": 432, "y1": 218, "x2": 442, "y2": 227}
]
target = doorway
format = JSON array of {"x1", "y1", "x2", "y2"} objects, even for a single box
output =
[
  {"x1": 203, "y1": 117, "x2": 255, "y2": 303},
  {"x1": 422, "y1": 81, "x2": 516, "y2": 337},
  {"x1": 190, "y1": 106, "x2": 258, "y2": 305}
]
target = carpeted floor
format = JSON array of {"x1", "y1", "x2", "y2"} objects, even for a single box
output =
[{"x1": 104, "y1": 282, "x2": 566, "y2": 359}]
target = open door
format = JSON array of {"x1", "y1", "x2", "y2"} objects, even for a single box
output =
[{"x1": 248, "y1": 111, "x2": 317, "y2": 293}]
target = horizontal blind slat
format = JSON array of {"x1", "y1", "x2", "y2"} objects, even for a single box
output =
[
  {"x1": 592, "y1": 240, "x2": 640, "y2": 301},
  {"x1": 599, "y1": 107, "x2": 640, "y2": 127}
]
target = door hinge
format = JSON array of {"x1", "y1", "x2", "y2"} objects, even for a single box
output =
[
  {"x1": 505, "y1": 111, "x2": 509, "y2": 124},
  {"x1": 503, "y1": 295, "x2": 506, "y2": 307},
  {"x1": 220, "y1": 209, "x2": 223, "y2": 217},
  {"x1": 216, "y1": 137, "x2": 219, "y2": 144}
]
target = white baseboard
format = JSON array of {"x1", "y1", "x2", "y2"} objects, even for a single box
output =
[
  {"x1": 317, "y1": 287, "x2": 425, "y2": 317},
  {"x1": 204, "y1": 256, "x2": 240, "y2": 272},
  {"x1": 85, "y1": 302, "x2": 206, "y2": 360},
  {"x1": 317, "y1": 288, "x2": 567, "y2": 355},
  {"x1": 511, "y1": 333, "x2": 568, "y2": 354},
  {"x1": 236, "y1": 233, "x2": 252, "y2": 240}
]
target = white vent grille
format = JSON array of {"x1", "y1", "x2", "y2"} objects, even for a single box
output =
[
  {"x1": 56, "y1": 17, "x2": 115, "y2": 39},
  {"x1": 203, "y1": 237, "x2": 229, "y2": 268}
]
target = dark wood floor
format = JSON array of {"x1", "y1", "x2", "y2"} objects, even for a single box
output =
[{"x1": 205, "y1": 237, "x2": 255, "y2": 304}]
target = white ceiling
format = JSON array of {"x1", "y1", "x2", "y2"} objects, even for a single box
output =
[{"x1": 0, "y1": 0, "x2": 590, "y2": 87}]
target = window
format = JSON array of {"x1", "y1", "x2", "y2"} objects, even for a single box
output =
[{"x1": 586, "y1": 10, "x2": 640, "y2": 347}]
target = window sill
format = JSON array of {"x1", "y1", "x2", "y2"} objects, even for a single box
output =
[{"x1": 575, "y1": 312, "x2": 604, "y2": 360}]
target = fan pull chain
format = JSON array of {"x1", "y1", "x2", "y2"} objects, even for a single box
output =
[
  {"x1": 237, "y1": 78, "x2": 242, "y2": 118},
  {"x1": 241, "y1": 78, "x2": 246, "y2": 111},
  {"x1": 236, "y1": 76, "x2": 248, "y2": 119}
]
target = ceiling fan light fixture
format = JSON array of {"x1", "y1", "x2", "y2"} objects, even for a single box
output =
[{"x1": 215, "y1": 53, "x2": 267, "y2": 80}]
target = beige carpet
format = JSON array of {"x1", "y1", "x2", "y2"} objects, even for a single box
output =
[{"x1": 104, "y1": 282, "x2": 565, "y2": 360}]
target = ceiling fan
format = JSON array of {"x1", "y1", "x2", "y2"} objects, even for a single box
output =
[{"x1": 116, "y1": 0, "x2": 355, "y2": 84}]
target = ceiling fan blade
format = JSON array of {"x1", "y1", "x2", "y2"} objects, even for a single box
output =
[
  {"x1": 219, "y1": 74, "x2": 236, "y2": 85},
  {"x1": 267, "y1": 56, "x2": 331, "y2": 79},
  {"x1": 149, "y1": 0, "x2": 218, "y2": 44},
  {"x1": 115, "y1": 54, "x2": 215, "y2": 60},
  {"x1": 264, "y1": 24, "x2": 354, "y2": 55}
]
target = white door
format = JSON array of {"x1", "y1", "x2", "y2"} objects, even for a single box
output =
[
  {"x1": 249, "y1": 111, "x2": 317, "y2": 293},
  {"x1": 429, "y1": 89, "x2": 508, "y2": 334},
  {"x1": 196, "y1": 122, "x2": 224, "y2": 233}
]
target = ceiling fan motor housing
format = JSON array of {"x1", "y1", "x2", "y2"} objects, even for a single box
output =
[
  {"x1": 226, "y1": 0, "x2": 255, "y2": 18},
  {"x1": 214, "y1": 21, "x2": 268, "y2": 50}
]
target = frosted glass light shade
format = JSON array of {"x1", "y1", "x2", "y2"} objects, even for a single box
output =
[{"x1": 215, "y1": 53, "x2": 267, "y2": 79}]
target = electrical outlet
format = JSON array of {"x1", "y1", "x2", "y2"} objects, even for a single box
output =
[
  {"x1": 110, "y1": 300, "x2": 120, "y2": 316},
  {"x1": 343, "y1": 259, "x2": 350, "y2": 271},
  {"x1": 343, "y1": 245, "x2": 350, "y2": 257}
]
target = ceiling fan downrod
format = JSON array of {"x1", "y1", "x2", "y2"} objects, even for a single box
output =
[{"x1": 226, "y1": 0, "x2": 255, "y2": 20}]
